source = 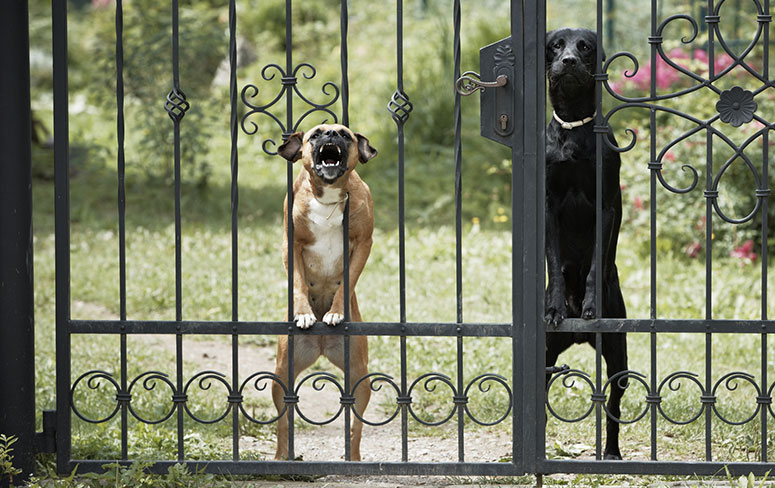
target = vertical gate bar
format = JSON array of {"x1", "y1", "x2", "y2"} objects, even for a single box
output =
[
  {"x1": 594, "y1": 0, "x2": 604, "y2": 462},
  {"x1": 170, "y1": 0, "x2": 186, "y2": 462},
  {"x1": 648, "y1": 0, "x2": 658, "y2": 462},
  {"x1": 53, "y1": 0, "x2": 72, "y2": 474},
  {"x1": 509, "y1": 0, "x2": 528, "y2": 473},
  {"x1": 521, "y1": 0, "x2": 541, "y2": 474},
  {"x1": 0, "y1": 0, "x2": 35, "y2": 480},
  {"x1": 704, "y1": 0, "x2": 715, "y2": 461},
  {"x1": 452, "y1": 0, "x2": 465, "y2": 463},
  {"x1": 115, "y1": 0, "x2": 128, "y2": 462},
  {"x1": 393, "y1": 0, "x2": 409, "y2": 463},
  {"x1": 760, "y1": 0, "x2": 770, "y2": 462},
  {"x1": 343, "y1": 199, "x2": 352, "y2": 461},
  {"x1": 340, "y1": 0, "x2": 352, "y2": 461},
  {"x1": 340, "y1": 0, "x2": 349, "y2": 126},
  {"x1": 284, "y1": 0, "x2": 296, "y2": 460},
  {"x1": 535, "y1": 0, "x2": 547, "y2": 473},
  {"x1": 229, "y1": 0, "x2": 240, "y2": 461}
]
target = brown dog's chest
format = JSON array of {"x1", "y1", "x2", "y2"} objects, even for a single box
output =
[{"x1": 300, "y1": 196, "x2": 352, "y2": 316}]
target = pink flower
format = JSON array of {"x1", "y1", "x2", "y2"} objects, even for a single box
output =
[
  {"x1": 664, "y1": 151, "x2": 676, "y2": 162},
  {"x1": 633, "y1": 196, "x2": 644, "y2": 210},
  {"x1": 668, "y1": 47, "x2": 689, "y2": 60},
  {"x1": 714, "y1": 53, "x2": 735, "y2": 73},
  {"x1": 686, "y1": 242, "x2": 701, "y2": 258},
  {"x1": 730, "y1": 239, "x2": 757, "y2": 262},
  {"x1": 693, "y1": 49, "x2": 710, "y2": 64}
]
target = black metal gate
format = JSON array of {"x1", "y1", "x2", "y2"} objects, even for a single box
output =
[{"x1": 48, "y1": 0, "x2": 775, "y2": 479}]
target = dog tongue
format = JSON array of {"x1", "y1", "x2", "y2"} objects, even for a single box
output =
[{"x1": 325, "y1": 159, "x2": 336, "y2": 165}]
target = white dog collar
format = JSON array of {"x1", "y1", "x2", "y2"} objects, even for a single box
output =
[{"x1": 553, "y1": 111, "x2": 596, "y2": 130}]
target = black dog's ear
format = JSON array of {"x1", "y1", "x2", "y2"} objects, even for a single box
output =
[
  {"x1": 278, "y1": 132, "x2": 304, "y2": 162},
  {"x1": 355, "y1": 133, "x2": 377, "y2": 163}
]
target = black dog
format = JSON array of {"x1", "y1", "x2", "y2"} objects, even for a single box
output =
[{"x1": 544, "y1": 28, "x2": 628, "y2": 460}]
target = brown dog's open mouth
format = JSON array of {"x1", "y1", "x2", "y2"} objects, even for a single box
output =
[
  {"x1": 314, "y1": 142, "x2": 347, "y2": 182},
  {"x1": 319, "y1": 143, "x2": 342, "y2": 167}
]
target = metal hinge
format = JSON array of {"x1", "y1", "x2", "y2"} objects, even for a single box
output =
[{"x1": 35, "y1": 410, "x2": 56, "y2": 453}]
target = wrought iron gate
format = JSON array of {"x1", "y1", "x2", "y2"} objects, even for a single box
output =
[{"x1": 50, "y1": 0, "x2": 775, "y2": 479}]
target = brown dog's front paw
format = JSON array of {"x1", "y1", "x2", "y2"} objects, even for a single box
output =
[
  {"x1": 322, "y1": 311, "x2": 344, "y2": 326},
  {"x1": 294, "y1": 313, "x2": 316, "y2": 329}
]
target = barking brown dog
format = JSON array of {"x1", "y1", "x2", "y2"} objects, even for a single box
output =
[{"x1": 274, "y1": 123, "x2": 377, "y2": 461}]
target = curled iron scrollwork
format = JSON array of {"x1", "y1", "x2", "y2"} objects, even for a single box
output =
[
  {"x1": 656, "y1": 371, "x2": 706, "y2": 425},
  {"x1": 545, "y1": 369, "x2": 596, "y2": 423},
  {"x1": 598, "y1": 0, "x2": 772, "y2": 220},
  {"x1": 240, "y1": 62, "x2": 340, "y2": 155},
  {"x1": 238, "y1": 371, "x2": 289, "y2": 425},
  {"x1": 601, "y1": 370, "x2": 651, "y2": 424},
  {"x1": 70, "y1": 370, "x2": 121, "y2": 424},
  {"x1": 293, "y1": 372, "x2": 345, "y2": 426},
  {"x1": 463, "y1": 373, "x2": 513, "y2": 426},
  {"x1": 711, "y1": 372, "x2": 761, "y2": 426},
  {"x1": 406, "y1": 373, "x2": 459, "y2": 426},
  {"x1": 182, "y1": 371, "x2": 234, "y2": 425},
  {"x1": 126, "y1": 371, "x2": 178, "y2": 425},
  {"x1": 350, "y1": 373, "x2": 401, "y2": 427}
]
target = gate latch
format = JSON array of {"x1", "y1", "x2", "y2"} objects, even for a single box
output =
[{"x1": 454, "y1": 36, "x2": 515, "y2": 147}]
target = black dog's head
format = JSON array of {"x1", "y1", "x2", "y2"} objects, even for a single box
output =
[{"x1": 546, "y1": 28, "x2": 601, "y2": 115}]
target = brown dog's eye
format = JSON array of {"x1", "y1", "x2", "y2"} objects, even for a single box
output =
[
  {"x1": 339, "y1": 130, "x2": 351, "y2": 139},
  {"x1": 310, "y1": 132, "x2": 319, "y2": 139}
]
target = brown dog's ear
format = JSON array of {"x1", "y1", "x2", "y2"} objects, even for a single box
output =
[
  {"x1": 277, "y1": 132, "x2": 304, "y2": 162},
  {"x1": 355, "y1": 133, "x2": 377, "y2": 163}
]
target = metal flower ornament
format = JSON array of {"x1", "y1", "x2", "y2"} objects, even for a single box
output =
[{"x1": 716, "y1": 86, "x2": 757, "y2": 127}]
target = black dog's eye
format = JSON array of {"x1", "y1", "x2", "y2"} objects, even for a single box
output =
[
  {"x1": 552, "y1": 41, "x2": 563, "y2": 50},
  {"x1": 578, "y1": 42, "x2": 590, "y2": 51}
]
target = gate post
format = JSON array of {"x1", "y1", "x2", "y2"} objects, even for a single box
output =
[{"x1": 0, "y1": 0, "x2": 36, "y2": 486}]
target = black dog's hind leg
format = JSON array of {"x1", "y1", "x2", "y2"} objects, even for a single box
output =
[
  {"x1": 602, "y1": 331, "x2": 627, "y2": 460},
  {"x1": 601, "y1": 277, "x2": 627, "y2": 460}
]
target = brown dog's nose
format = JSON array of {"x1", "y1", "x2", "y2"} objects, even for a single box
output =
[{"x1": 323, "y1": 129, "x2": 338, "y2": 137}]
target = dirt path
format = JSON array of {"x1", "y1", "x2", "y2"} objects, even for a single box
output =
[{"x1": 144, "y1": 333, "x2": 514, "y2": 466}]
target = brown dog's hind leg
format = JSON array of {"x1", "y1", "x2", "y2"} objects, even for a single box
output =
[
  {"x1": 273, "y1": 334, "x2": 320, "y2": 460},
  {"x1": 325, "y1": 295, "x2": 371, "y2": 461}
]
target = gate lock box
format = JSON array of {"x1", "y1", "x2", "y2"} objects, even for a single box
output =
[{"x1": 455, "y1": 36, "x2": 515, "y2": 148}]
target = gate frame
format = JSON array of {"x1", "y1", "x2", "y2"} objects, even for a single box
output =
[{"x1": 36, "y1": 0, "x2": 775, "y2": 480}]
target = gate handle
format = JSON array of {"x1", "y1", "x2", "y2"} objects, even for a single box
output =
[{"x1": 455, "y1": 71, "x2": 508, "y2": 96}]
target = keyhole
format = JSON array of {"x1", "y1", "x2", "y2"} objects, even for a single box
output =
[{"x1": 499, "y1": 114, "x2": 508, "y2": 131}]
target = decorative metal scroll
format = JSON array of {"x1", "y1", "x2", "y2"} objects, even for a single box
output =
[
  {"x1": 599, "y1": 3, "x2": 773, "y2": 224},
  {"x1": 240, "y1": 63, "x2": 340, "y2": 155},
  {"x1": 71, "y1": 368, "x2": 512, "y2": 429},
  {"x1": 546, "y1": 368, "x2": 774, "y2": 427}
]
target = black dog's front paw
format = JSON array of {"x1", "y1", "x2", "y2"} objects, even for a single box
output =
[
  {"x1": 544, "y1": 303, "x2": 567, "y2": 328},
  {"x1": 581, "y1": 294, "x2": 596, "y2": 320}
]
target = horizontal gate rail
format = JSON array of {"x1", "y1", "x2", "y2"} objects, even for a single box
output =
[
  {"x1": 67, "y1": 460, "x2": 519, "y2": 477},
  {"x1": 68, "y1": 320, "x2": 513, "y2": 337}
]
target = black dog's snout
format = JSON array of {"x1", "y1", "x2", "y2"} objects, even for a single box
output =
[{"x1": 561, "y1": 55, "x2": 577, "y2": 66}]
